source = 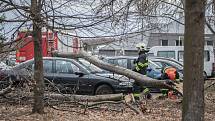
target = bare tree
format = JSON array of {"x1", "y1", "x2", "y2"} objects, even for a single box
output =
[
  {"x1": 30, "y1": 0, "x2": 45, "y2": 114},
  {"x1": 182, "y1": 0, "x2": 206, "y2": 120},
  {"x1": 0, "y1": 0, "x2": 213, "y2": 117}
]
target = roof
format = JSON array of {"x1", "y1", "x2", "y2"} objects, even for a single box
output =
[
  {"x1": 104, "y1": 56, "x2": 137, "y2": 59},
  {"x1": 81, "y1": 38, "x2": 116, "y2": 46}
]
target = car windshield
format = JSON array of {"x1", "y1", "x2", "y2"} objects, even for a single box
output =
[
  {"x1": 167, "y1": 60, "x2": 183, "y2": 69},
  {"x1": 148, "y1": 60, "x2": 162, "y2": 71},
  {"x1": 78, "y1": 59, "x2": 106, "y2": 73},
  {"x1": 152, "y1": 59, "x2": 183, "y2": 70}
]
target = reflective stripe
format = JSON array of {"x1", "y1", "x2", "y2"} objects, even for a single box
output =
[
  {"x1": 135, "y1": 61, "x2": 148, "y2": 71},
  {"x1": 137, "y1": 62, "x2": 148, "y2": 68},
  {"x1": 136, "y1": 66, "x2": 140, "y2": 71},
  {"x1": 135, "y1": 63, "x2": 140, "y2": 71},
  {"x1": 143, "y1": 88, "x2": 150, "y2": 94},
  {"x1": 133, "y1": 93, "x2": 141, "y2": 97},
  {"x1": 135, "y1": 64, "x2": 140, "y2": 71}
]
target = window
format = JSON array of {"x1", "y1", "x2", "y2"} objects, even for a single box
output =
[
  {"x1": 107, "y1": 59, "x2": 114, "y2": 65},
  {"x1": 117, "y1": 59, "x2": 128, "y2": 68},
  {"x1": 130, "y1": 59, "x2": 135, "y2": 70},
  {"x1": 43, "y1": 60, "x2": 53, "y2": 73},
  {"x1": 56, "y1": 60, "x2": 80, "y2": 74},
  {"x1": 147, "y1": 53, "x2": 154, "y2": 57},
  {"x1": 31, "y1": 60, "x2": 53, "y2": 73},
  {"x1": 112, "y1": 59, "x2": 128, "y2": 68},
  {"x1": 175, "y1": 40, "x2": 182, "y2": 46},
  {"x1": 157, "y1": 51, "x2": 175, "y2": 59},
  {"x1": 161, "y1": 40, "x2": 168, "y2": 46},
  {"x1": 207, "y1": 40, "x2": 213, "y2": 46},
  {"x1": 153, "y1": 61, "x2": 163, "y2": 67},
  {"x1": 204, "y1": 51, "x2": 210, "y2": 61},
  {"x1": 178, "y1": 51, "x2": 184, "y2": 61},
  {"x1": 148, "y1": 60, "x2": 162, "y2": 71},
  {"x1": 178, "y1": 51, "x2": 210, "y2": 62}
]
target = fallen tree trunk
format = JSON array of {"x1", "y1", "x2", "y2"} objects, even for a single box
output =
[
  {"x1": 45, "y1": 93, "x2": 123, "y2": 102},
  {"x1": 53, "y1": 51, "x2": 177, "y2": 90}
]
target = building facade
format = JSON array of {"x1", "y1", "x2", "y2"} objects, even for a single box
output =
[{"x1": 147, "y1": 33, "x2": 215, "y2": 47}]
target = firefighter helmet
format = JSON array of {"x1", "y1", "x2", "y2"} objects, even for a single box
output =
[{"x1": 136, "y1": 43, "x2": 148, "y2": 52}]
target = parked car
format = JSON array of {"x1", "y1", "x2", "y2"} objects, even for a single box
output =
[
  {"x1": 0, "y1": 57, "x2": 134, "y2": 95},
  {"x1": 103, "y1": 56, "x2": 163, "y2": 79},
  {"x1": 149, "y1": 57, "x2": 184, "y2": 79},
  {"x1": 77, "y1": 58, "x2": 142, "y2": 92},
  {"x1": 0, "y1": 62, "x2": 12, "y2": 88},
  {"x1": 103, "y1": 56, "x2": 186, "y2": 80},
  {"x1": 148, "y1": 46, "x2": 214, "y2": 77}
]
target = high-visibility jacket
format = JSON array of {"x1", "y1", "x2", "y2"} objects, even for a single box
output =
[{"x1": 134, "y1": 53, "x2": 148, "y2": 75}]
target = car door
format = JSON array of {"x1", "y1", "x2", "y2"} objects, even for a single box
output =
[
  {"x1": 53, "y1": 59, "x2": 84, "y2": 94},
  {"x1": 30, "y1": 59, "x2": 54, "y2": 85},
  {"x1": 43, "y1": 59, "x2": 55, "y2": 87}
]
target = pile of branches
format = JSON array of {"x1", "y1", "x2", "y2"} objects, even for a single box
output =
[{"x1": 0, "y1": 78, "x2": 150, "y2": 115}]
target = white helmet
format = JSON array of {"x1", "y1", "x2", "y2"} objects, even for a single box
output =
[{"x1": 136, "y1": 43, "x2": 146, "y2": 51}]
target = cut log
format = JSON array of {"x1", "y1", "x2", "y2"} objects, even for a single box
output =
[{"x1": 45, "y1": 93, "x2": 123, "y2": 102}]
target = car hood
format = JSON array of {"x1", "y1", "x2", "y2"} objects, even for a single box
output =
[{"x1": 94, "y1": 73, "x2": 135, "y2": 82}]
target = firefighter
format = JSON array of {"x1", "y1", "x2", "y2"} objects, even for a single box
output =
[
  {"x1": 133, "y1": 43, "x2": 151, "y2": 99},
  {"x1": 134, "y1": 43, "x2": 149, "y2": 75},
  {"x1": 161, "y1": 66, "x2": 180, "y2": 82},
  {"x1": 161, "y1": 66, "x2": 180, "y2": 98}
]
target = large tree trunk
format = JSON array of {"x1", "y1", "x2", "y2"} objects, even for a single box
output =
[
  {"x1": 31, "y1": 0, "x2": 45, "y2": 114},
  {"x1": 53, "y1": 51, "x2": 181, "y2": 93},
  {"x1": 182, "y1": 0, "x2": 205, "y2": 121}
]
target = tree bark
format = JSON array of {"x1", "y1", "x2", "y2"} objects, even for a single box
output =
[
  {"x1": 45, "y1": 93, "x2": 123, "y2": 102},
  {"x1": 53, "y1": 51, "x2": 181, "y2": 92},
  {"x1": 182, "y1": 0, "x2": 205, "y2": 121},
  {"x1": 31, "y1": 0, "x2": 45, "y2": 114}
]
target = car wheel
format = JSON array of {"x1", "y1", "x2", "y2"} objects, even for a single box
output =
[
  {"x1": 203, "y1": 72, "x2": 207, "y2": 80},
  {"x1": 95, "y1": 84, "x2": 114, "y2": 95}
]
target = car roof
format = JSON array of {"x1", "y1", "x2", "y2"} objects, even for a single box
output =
[
  {"x1": 42, "y1": 57, "x2": 73, "y2": 60},
  {"x1": 149, "y1": 57, "x2": 183, "y2": 65},
  {"x1": 105, "y1": 56, "x2": 137, "y2": 59},
  {"x1": 149, "y1": 56, "x2": 178, "y2": 61},
  {"x1": 14, "y1": 57, "x2": 75, "y2": 68}
]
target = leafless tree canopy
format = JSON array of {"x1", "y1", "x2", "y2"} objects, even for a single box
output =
[{"x1": 0, "y1": 0, "x2": 214, "y2": 49}]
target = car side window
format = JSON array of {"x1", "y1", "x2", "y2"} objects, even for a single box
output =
[
  {"x1": 118, "y1": 59, "x2": 128, "y2": 68},
  {"x1": 130, "y1": 59, "x2": 135, "y2": 70},
  {"x1": 56, "y1": 60, "x2": 80, "y2": 74},
  {"x1": 68, "y1": 61, "x2": 80, "y2": 73},
  {"x1": 108, "y1": 59, "x2": 114, "y2": 64},
  {"x1": 43, "y1": 60, "x2": 53, "y2": 73},
  {"x1": 31, "y1": 60, "x2": 53, "y2": 73}
]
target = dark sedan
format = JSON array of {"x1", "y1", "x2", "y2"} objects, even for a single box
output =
[{"x1": 1, "y1": 57, "x2": 134, "y2": 95}]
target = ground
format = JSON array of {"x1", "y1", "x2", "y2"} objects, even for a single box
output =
[{"x1": 0, "y1": 80, "x2": 214, "y2": 121}]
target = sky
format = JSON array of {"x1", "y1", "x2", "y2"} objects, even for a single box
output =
[{"x1": 1, "y1": 0, "x2": 186, "y2": 39}]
